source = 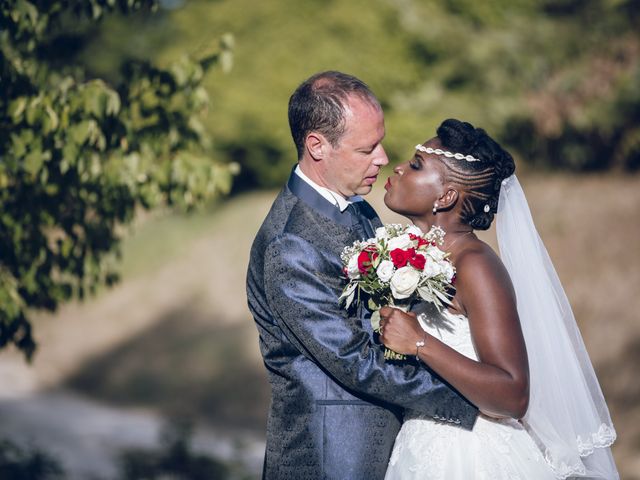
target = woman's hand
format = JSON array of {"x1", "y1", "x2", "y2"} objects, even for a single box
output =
[{"x1": 379, "y1": 306, "x2": 426, "y2": 355}]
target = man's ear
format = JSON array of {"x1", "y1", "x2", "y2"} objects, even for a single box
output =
[
  {"x1": 438, "y1": 188, "x2": 459, "y2": 210},
  {"x1": 305, "y1": 132, "x2": 326, "y2": 161}
]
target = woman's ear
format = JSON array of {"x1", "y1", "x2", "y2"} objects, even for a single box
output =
[
  {"x1": 305, "y1": 132, "x2": 325, "y2": 161},
  {"x1": 437, "y1": 188, "x2": 459, "y2": 210}
]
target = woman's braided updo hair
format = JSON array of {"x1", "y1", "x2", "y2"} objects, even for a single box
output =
[{"x1": 436, "y1": 119, "x2": 515, "y2": 230}]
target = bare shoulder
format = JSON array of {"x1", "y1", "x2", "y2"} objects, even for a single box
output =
[{"x1": 453, "y1": 239, "x2": 516, "y2": 306}]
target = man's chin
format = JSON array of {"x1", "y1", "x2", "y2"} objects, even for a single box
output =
[{"x1": 355, "y1": 185, "x2": 374, "y2": 196}]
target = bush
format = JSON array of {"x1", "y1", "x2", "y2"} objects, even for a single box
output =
[
  {"x1": 0, "y1": 0, "x2": 237, "y2": 359},
  {"x1": 0, "y1": 438, "x2": 64, "y2": 480},
  {"x1": 118, "y1": 420, "x2": 248, "y2": 480}
]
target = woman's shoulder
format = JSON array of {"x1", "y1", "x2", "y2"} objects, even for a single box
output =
[
  {"x1": 453, "y1": 238, "x2": 515, "y2": 298},
  {"x1": 454, "y1": 238, "x2": 500, "y2": 270}
]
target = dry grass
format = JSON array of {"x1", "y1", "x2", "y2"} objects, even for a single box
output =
[{"x1": 1, "y1": 173, "x2": 638, "y2": 478}]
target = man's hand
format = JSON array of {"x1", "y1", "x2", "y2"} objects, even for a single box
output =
[{"x1": 379, "y1": 306, "x2": 426, "y2": 355}]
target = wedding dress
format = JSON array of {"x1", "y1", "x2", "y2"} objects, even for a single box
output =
[
  {"x1": 385, "y1": 175, "x2": 618, "y2": 479},
  {"x1": 385, "y1": 308, "x2": 557, "y2": 480}
]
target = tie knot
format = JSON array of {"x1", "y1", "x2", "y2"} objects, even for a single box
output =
[{"x1": 346, "y1": 202, "x2": 374, "y2": 239}]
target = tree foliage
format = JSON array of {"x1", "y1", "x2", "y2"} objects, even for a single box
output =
[
  {"x1": 0, "y1": 0, "x2": 236, "y2": 359},
  {"x1": 79, "y1": 0, "x2": 640, "y2": 188},
  {"x1": 392, "y1": 0, "x2": 640, "y2": 171}
]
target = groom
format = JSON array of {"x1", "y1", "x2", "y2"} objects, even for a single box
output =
[{"x1": 247, "y1": 71, "x2": 478, "y2": 479}]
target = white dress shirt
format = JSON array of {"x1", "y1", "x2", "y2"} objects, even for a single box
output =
[{"x1": 294, "y1": 165, "x2": 362, "y2": 212}]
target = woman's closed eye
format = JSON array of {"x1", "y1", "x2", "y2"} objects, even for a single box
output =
[{"x1": 409, "y1": 156, "x2": 422, "y2": 170}]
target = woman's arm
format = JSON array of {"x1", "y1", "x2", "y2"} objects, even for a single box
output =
[{"x1": 380, "y1": 245, "x2": 529, "y2": 419}]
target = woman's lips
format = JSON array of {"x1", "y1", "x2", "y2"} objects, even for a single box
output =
[{"x1": 384, "y1": 177, "x2": 391, "y2": 190}]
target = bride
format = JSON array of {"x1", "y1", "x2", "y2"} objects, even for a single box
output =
[{"x1": 378, "y1": 119, "x2": 619, "y2": 479}]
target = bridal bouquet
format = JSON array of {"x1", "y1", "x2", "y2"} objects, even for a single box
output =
[{"x1": 339, "y1": 224, "x2": 456, "y2": 360}]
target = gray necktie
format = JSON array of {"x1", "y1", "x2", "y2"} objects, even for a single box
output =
[{"x1": 346, "y1": 202, "x2": 375, "y2": 240}]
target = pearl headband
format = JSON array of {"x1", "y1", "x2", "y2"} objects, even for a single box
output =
[
  {"x1": 415, "y1": 144, "x2": 481, "y2": 163},
  {"x1": 416, "y1": 144, "x2": 491, "y2": 214}
]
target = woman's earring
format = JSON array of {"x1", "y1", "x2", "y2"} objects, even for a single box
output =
[{"x1": 432, "y1": 203, "x2": 438, "y2": 214}]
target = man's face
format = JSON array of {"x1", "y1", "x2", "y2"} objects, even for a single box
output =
[{"x1": 322, "y1": 95, "x2": 388, "y2": 197}]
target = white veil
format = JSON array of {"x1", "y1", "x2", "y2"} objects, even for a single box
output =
[{"x1": 497, "y1": 175, "x2": 618, "y2": 479}]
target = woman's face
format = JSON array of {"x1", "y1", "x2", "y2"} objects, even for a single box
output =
[{"x1": 383, "y1": 138, "x2": 448, "y2": 218}]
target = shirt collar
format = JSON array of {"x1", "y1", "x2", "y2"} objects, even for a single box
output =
[{"x1": 294, "y1": 165, "x2": 362, "y2": 212}]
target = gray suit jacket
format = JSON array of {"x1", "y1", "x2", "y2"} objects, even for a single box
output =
[{"x1": 247, "y1": 171, "x2": 478, "y2": 479}]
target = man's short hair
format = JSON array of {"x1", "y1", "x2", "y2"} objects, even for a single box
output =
[{"x1": 288, "y1": 71, "x2": 381, "y2": 159}]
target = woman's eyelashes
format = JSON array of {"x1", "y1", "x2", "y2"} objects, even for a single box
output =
[{"x1": 409, "y1": 156, "x2": 422, "y2": 170}]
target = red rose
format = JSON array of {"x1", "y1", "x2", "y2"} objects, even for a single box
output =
[
  {"x1": 358, "y1": 250, "x2": 378, "y2": 275},
  {"x1": 409, "y1": 253, "x2": 426, "y2": 270},
  {"x1": 390, "y1": 248, "x2": 415, "y2": 268},
  {"x1": 409, "y1": 233, "x2": 428, "y2": 248},
  {"x1": 364, "y1": 244, "x2": 378, "y2": 253}
]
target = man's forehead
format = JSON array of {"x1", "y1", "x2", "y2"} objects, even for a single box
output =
[{"x1": 344, "y1": 93, "x2": 381, "y2": 114}]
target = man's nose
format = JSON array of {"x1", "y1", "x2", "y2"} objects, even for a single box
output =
[{"x1": 374, "y1": 145, "x2": 389, "y2": 167}]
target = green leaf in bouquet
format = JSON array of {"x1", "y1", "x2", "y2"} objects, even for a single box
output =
[
  {"x1": 367, "y1": 296, "x2": 379, "y2": 312},
  {"x1": 384, "y1": 349, "x2": 406, "y2": 361},
  {"x1": 370, "y1": 309, "x2": 381, "y2": 332},
  {"x1": 338, "y1": 282, "x2": 357, "y2": 310},
  {"x1": 417, "y1": 285, "x2": 437, "y2": 305},
  {"x1": 433, "y1": 288, "x2": 454, "y2": 306}
]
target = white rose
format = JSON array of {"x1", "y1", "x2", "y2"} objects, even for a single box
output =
[
  {"x1": 375, "y1": 226, "x2": 388, "y2": 241},
  {"x1": 422, "y1": 259, "x2": 442, "y2": 278},
  {"x1": 390, "y1": 266, "x2": 421, "y2": 299},
  {"x1": 347, "y1": 254, "x2": 360, "y2": 279},
  {"x1": 405, "y1": 225, "x2": 423, "y2": 237},
  {"x1": 376, "y1": 260, "x2": 395, "y2": 282},
  {"x1": 442, "y1": 262, "x2": 455, "y2": 282},
  {"x1": 387, "y1": 233, "x2": 413, "y2": 251}
]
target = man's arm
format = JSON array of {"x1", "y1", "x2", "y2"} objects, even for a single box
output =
[{"x1": 263, "y1": 233, "x2": 478, "y2": 428}]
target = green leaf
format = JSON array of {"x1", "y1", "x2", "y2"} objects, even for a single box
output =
[
  {"x1": 42, "y1": 104, "x2": 59, "y2": 134},
  {"x1": 10, "y1": 133, "x2": 27, "y2": 158},
  {"x1": 370, "y1": 310, "x2": 381, "y2": 332},
  {"x1": 8, "y1": 97, "x2": 28, "y2": 121},
  {"x1": 23, "y1": 150, "x2": 44, "y2": 176},
  {"x1": 69, "y1": 120, "x2": 92, "y2": 145}
]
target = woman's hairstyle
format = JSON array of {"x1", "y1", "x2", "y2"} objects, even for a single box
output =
[{"x1": 436, "y1": 119, "x2": 515, "y2": 230}]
